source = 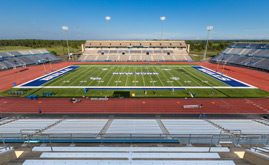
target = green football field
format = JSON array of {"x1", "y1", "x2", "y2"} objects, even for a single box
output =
[
  {"x1": 4, "y1": 64, "x2": 269, "y2": 98},
  {"x1": 45, "y1": 65, "x2": 228, "y2": 87}
]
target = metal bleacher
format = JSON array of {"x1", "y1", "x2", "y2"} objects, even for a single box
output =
[
  {"x1": 0, "y1": 49, "x2": 61, "y2": 70},
  {"x1": 0, "y1": 118, "x2": 269, "y2": 144},
  {"x1": 211, "y1": 43, "x2": 269, "y2": 71}
]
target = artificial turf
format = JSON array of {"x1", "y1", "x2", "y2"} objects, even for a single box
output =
[{"x1": 4, "y1": 65, "x2": 269, "y2": 98}]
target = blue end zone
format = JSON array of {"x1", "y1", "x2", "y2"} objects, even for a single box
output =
[
  {"x1": 21, "y1": 66, "x2": 80, "y2": 87},
  {"x1": 192, "y1": 66, "x2": 249, "y2": 87}
]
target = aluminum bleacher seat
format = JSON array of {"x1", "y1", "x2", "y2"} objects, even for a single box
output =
[
  {"x1": 210, "y1": 119, "x2": 269, "y2": 134},
  {"x1": 211, "y1": 43, "x2": 269, "y2": 71},
  {"x1": 161, "y1": 119, "x2": 221, "y2": 135},
  {"x1": 0, "y1": 49, "x2": 61, "y2": 70},
  {"x1": 43, "y1": 119, "x2": 108, "y2": 135}
]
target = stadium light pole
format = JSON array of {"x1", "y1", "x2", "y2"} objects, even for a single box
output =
[
  {"x1": 104, "y1": 16, "x2": 111, "y2": 43},
  {"x1": 203, "y1": 25, "x2": 214, "y2": 61},
  {"x1": 160, "y1": 16, "x2": 166, "y2": 40},
  {"x1": 62, "y1": 26, "x2": 71, "y2": 60}
]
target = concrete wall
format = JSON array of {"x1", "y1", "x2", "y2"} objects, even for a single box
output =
[
  {"x1": 243, "y1": 149, "x2": 269, "y2": 165},
  {"x1": 0, "y1": 149, "x2": 17, "y2": 165}
]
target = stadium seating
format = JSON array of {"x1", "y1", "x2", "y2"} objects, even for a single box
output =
[
  {"x1": 79, "y1": 40, "x2": 192, "y2": 62},
  {"x1": 24, "y1": 146, "x2": 234, "y2": 165},
  {"x1": 211, "y1": 43, "x2": 269, "y2": 71},
  {"x1": 0, "y1": 49, "x2": 61, "y2": 70},
  {"x1": 1, "y1": 118, "x2": 269, "y2": 142}
]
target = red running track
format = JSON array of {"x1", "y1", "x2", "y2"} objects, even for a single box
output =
[
  {"x1": 1, "y1": 61, "x2": 269, "y2": 115},
  {"x1": 1, "y1": 97, "x2": 269, "y2": 114},
  {"x1": 0, "y1": 62, "x2": 71, "y2": 91}
]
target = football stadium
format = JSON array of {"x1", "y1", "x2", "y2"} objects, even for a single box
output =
[{"x1": 1, "y1": 0, "x2": 269, "y2": 165}]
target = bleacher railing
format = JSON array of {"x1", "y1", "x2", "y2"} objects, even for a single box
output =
[{"x1": 1, "y1": 133, "x2": 269, "y2": 145}]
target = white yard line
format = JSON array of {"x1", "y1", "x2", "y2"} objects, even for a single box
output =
[
  {"x1": 152, "y1": 66, "x2": 165, "y2": 86},
  {"x1": 105, "y1": 66, "x2": 119, "y2": 86},
  {"x1": 140, "y1": 66, "x2": 146, "y2": 86}
]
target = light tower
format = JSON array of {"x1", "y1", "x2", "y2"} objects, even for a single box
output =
[
  {"x1": 160, "y1": 16, "x2": 166, "y2": 40},
  {"x1": 203, "y1": 25, "x2": 214, "y2": 61},
  {"x1": 62, "y1": 26, "x2": 71, "y2": 60}
]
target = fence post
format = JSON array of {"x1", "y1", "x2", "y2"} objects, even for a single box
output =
[
  {"x1": 49, "y1": 135, "x2": 53, "y2": 152},
  {"x1": 209, "y1": 135, "x2": 213, "y2": 152},
  {"x1": 266, "y1": 135, "x2": 269, "y2": 146},
  {"x1": 187, "y1": 134, "x2": 192, "y2": 146}
]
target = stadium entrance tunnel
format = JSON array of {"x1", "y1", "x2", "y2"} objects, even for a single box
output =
[{"x1": 113, "y1": 91, "x2": 130, "y2": 98}]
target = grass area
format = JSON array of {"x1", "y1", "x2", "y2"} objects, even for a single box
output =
[
  {"x1": 0, "y1": 45, "x2": 81, "y2": 58},
  {"x1": 190, "y1": 50, "x2": 221, "y2": 61},
  {"x1": 3, "y1": 64, "x2": 269, "y2": 98},
  {"x1": 3, "y1": 87, "x2": 268, "y2": 98},
  {"x1": 0, "y1": 46, "x2": 35, "y2": 52}
]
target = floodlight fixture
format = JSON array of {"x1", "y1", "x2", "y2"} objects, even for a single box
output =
[
  {"x1": 207, "y1": 25, "x2": 214, "y2": 31},
  {"x1": 105, "y1": 16, "x2": 111, "y2": 21},
  {"x1": 160, "y1": 16, "x2": 166, "y2": 21},
  {"x1": 62, "y1": 26, "x2": 69, "y2": 31}
]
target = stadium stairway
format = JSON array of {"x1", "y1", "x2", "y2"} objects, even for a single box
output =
[
  {"x1": 39, "y1": 119, "x2": 65, "y2": 133},
  {"x1": 97, "y1": 118, "x2": 113, "y2": 136}
]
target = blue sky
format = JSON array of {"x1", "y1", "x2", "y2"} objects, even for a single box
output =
[{"x1": 0, "y1": 0, "x2": 268, "y2": 40}]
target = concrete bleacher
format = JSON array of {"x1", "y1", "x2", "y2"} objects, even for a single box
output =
[
  {"x1": 40, "y1": 152, "x2": 221, "y2": 159},
  {"x1": 23, "y1": 160, "x2": 236, "y2": 165},
  {"x1": 0, "y1": 49, "x2": 61, "y2": 70},
  {"x1": 211, "y1": 43, "x2": 269, "y2": 71},
  {"x1": 79, "y1": 40, "x2": 192, "y2": 62},
  {"x1": 22, "y1": 146, "x2": 235, "y2": 165}
]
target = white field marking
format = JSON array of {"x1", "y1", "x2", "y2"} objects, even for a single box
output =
[
  {"x1": 114, "y1": 66, "x2": 125, "y2": 86},
  {"x1": 199, "y1": 66, "x2": 256, "y2": 88},
  {"x1": 15, "y1": 65, "x2": 75, "y2": 87},
  {"x1": 182, "y1": 66, "x2": 205, "y2": 86},
  {"x1": 95, "y1": 67, "x2": 108, "y2": 87},
  {"x1": 124, "y1": 66, "x2": 131, "y2": 86},
  {"x1": 14, "y1": 86, "x2": 257, "y2": 89},
  {"x1": 171, "y1": 77, "x2": 180, "y2": 81},
  {"x1": 83, "y1": 66, "x2": 99, "y2": 86},
  {"x1": 166, "y1": 67, "x2": 184, "y2": 87},
  {"x1": 133, "y1": 66, "x2": 137, "y2": 86},
  {"x1": 152, "y1": 66, "x2": 165, "y2": 86},
  {"x1": 105, "y1": 66, "x2": 118, "y2": 86},
  {"x1": 67, "y1": 65, "x2": 90, "y2": 86},
  {"x1": 140, "y1": 66, "x2": 146, "y2": 86}
]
